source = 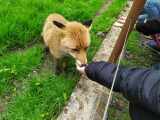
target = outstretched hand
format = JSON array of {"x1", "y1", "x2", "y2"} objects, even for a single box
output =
[{"x1": 76, "y1": 61, "x2": 87, "y2": 74}]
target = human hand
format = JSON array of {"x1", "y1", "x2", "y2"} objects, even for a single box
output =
[{"x1": 76, "y1": 60, "x2": 87, "y2": 74}]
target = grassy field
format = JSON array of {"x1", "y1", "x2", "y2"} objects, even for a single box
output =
[
  {"x1": 0, "y1": 0, "x2": 106, "y2": 54},
  {"x1": 0, "y1": 0, "x2": 128, "y2": 119},
  {"x1": 122, "y1": 31, "x2": 160, "y2": 67}
]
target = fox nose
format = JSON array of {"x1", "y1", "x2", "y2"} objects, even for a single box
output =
[
  {"x1": 77, "y1": 58, "x2": 87, "y2": 65},
  {"x1": 75, "y1": 50, "x2": 87, "y2": 65},
  {"x1": 76, "y1": 59, "x2": 87, "y2": 67}
]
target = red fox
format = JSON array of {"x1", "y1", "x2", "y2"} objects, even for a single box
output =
[{"x1": 42, "y1": 13, "x2": 92, "y2": 72}]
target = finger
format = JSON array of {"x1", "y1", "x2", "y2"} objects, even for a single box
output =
[{"x1": 76, "y1": 65, "x2": 85, "y2": 73}]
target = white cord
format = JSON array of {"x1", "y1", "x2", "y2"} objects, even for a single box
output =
[{"x1": 102, "y1": 20, "x2": 131, "y2": 120}]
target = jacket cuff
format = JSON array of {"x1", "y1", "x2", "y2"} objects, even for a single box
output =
[{"x1": 85, "y1": 62, "x2": 96, "y2": 81}]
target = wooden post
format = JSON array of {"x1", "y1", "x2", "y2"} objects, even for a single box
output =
[{"x1": 109, "y1": 0, "x2": 146, "y2": 63}]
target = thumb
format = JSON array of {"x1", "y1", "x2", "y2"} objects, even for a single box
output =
[{"x1": 76, "y1": 63, "x2": 86, "y2": 74}]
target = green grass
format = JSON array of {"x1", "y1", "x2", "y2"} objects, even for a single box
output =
[
  {"x1": 0, "y1": 0, "x2": 106, "y2": 54},
  {"x1": 88, "y1": 0, "x2": 128, "y2": 61},
  {"x1": 0, "y1": 45, "x2": 43, "y2": 96},
  {"x1": 0, "y1": 0, "x2": 128, "y2": 119},
  {"x1": 0, "y1": 0, "x2": 106, "y2": 119},
  {"x1": 92, "y1": 0, "x2": 128, "y2": 32},
  {"x1": 109, "y1": 94, "x2": 130, "y2": 120},
  {"x1": 3, "y1": 73, "x2": 76, "y2": 120},
  {"x1": 122, "y1": 31, "x2": 159, "y2": 67}
]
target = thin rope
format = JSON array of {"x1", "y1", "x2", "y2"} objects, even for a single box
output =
[{"x1": 102, "y1": 20, "x2": 131, "y2": 120}]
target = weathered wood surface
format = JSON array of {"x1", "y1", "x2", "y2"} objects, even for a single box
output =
[{"x1": 57, "y1": 1, "x2": 133, "y2": 120}]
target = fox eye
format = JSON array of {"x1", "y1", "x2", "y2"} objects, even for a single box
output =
[
  {"x1": 72, "y1": 49, "x2": 80, "y2": 52},
  {"x1": 84, "y1": 47, "x2": 88, "y2": 51}
]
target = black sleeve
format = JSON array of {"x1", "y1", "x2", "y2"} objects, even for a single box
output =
[
  {"x1": 85, "y1": 61, "x2": 122, "y2": 92},
  {"x1": 85, "y1": 61, "x2": 160, "y2": 115},
  {"x1": 136, "y1": 18, "x2": 160, "y2": 35}
]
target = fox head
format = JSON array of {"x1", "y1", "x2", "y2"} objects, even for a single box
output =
[{"x1": 53, "y1": 20, "x2": 92, "y2": 65}]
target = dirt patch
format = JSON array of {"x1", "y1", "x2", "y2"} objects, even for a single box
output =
[{"x1": 95, "y1": 0, "x2": 112, "y2": 17}]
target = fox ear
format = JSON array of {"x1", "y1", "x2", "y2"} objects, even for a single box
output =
[
  {"x1": 53, "y1": 21, "x2": 65, "y2": 29},
  {"x1": 82, "y1": 20, "x2": 92, "y2": 28}
]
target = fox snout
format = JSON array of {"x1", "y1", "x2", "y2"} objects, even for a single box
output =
[
  {"x1": 69, "y1": 50, "x2": 88, "y2": 65},
  {"x1": 76, "y1": 55, "x2": 87, "y2": 65}
]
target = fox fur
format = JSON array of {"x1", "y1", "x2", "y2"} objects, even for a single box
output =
[{"x1": 42, "y1": 13, "x2": 92, "y2": 71}]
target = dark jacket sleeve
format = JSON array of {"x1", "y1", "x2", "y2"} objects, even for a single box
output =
[
  {"x1": 85, "y1": 61, "x2": 160, "y2": 115},
  {"x1": 136, "y1": 18, "x2": 160, "y2": 35}
]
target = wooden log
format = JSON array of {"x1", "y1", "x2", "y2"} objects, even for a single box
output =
[{"x1": 109, "y1": 0, "x2": 146, "y2": 63}]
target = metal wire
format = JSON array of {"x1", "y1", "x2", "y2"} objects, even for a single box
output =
[{"x1": 102, "y1": 20, "x2": 131, "y2": 120}]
